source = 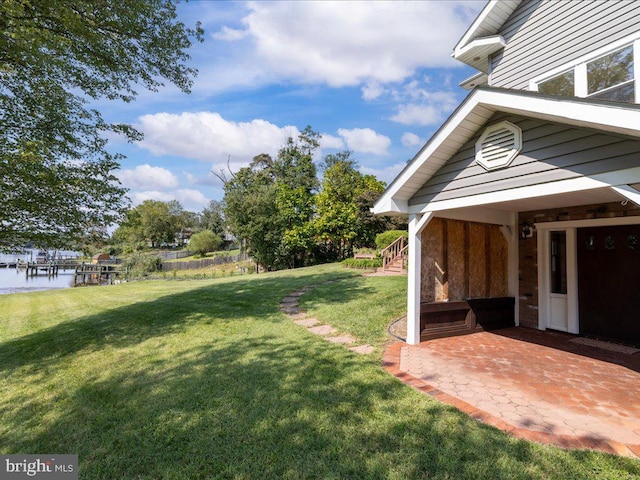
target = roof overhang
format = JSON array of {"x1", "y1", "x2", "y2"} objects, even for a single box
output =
[
  {"x1": 452, "y1": 0, "x2": 520, "y2": 70},
  {"x1": 459, "y1": 71, "x2": 488, "y2": 90},
  {"x1": 453, "y1": 35, "x2": 505, "y2": 72},
  {"x1": 373, "y1": 87, "x2": 640, "y2": 216}
]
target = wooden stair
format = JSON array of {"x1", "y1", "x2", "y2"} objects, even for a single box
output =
[{"x1": 374, "y1": 236, "x2": 408, "y2": 276}]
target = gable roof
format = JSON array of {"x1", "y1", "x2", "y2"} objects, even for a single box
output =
[
  {"x1": 373, "y1": 86, "x2": 640, "y2": 215},
  {"x1": 452, "y1": 0, "x2": 521, "y2": 72}
]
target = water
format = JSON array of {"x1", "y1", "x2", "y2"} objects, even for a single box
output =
[{"x1": 0, "y1": 250, "x2": 80, "y2": 295}]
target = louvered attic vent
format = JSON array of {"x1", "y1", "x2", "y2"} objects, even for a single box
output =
[{"x1": 475, "y1": 121, "x2": 522, "y2": 171}]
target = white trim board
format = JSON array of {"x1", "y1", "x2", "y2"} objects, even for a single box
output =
[
  {"x1": 409, "y1": 166, "x2": 640, "y2": 215},
  {"x1": 372, "y1": 87, "x2": 640, "y2": 216},
  {"x1": 535, "y1": 215, "x2": 640, "y2": 230}
]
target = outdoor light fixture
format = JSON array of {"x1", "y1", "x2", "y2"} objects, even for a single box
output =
[{"x1": 521, "y1": 222, "x2": 533, "y2": 239}]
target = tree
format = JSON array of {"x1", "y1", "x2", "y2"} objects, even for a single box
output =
[
  {"x1": 0, "y1": 0, "x2": 203, "y2": 249},
  {"x1": 112, "y1": 200, "x2": 185, "y2": 250},
  {"x1": 187, "y1": 230, "x2": 222, "y2": 257},
  {"x1": 224, "y1": 158, "x2": 281, "y2": 271},
  {"x1": 200, "y1": 200, "x2": 226, "y2": 239},
  {"x1": 314, "y1": 152, "x2": 386, "y2": 260},
  {"x1": 223, "y1": 128, "x2": 320, "y2": 271}
]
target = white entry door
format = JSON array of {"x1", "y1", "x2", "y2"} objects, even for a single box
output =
[{"x1": 548, "y1": 231, "x2": 568, "y2": 331}]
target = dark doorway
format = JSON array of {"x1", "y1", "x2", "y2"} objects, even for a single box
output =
[{"x1": 577, "y1": 224, "x2": 640, "y2": 346}]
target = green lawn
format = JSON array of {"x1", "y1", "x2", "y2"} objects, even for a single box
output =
[{"x1": 0, "y1": 264, "x2": 638, "y2": 479}]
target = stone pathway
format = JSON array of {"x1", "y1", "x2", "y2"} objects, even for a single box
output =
[{"x1": 279, "y1": 284, "x2": 374, "y2": 355}]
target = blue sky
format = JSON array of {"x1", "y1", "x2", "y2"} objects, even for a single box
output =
[{"x1": 102, "y1": 1, "x2": 484, "y2": 212}]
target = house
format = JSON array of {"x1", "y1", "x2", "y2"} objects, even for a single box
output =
[{"x1": 373, "y1": 0, "x2": 640, "y2": 346}]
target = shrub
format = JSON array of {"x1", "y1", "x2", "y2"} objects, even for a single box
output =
[
  {"x1": 375, "y1": 230, "x2": 408, "y2": 250},
  {"x1": 341, "y1": 258, "x2": 382, "y2": 270},
  {"x1": 187, "y1": 230, "x2": 223, "y2": 257},
  {"x1": 123, "y1": 252, "x2": 162, "y2": 278}
]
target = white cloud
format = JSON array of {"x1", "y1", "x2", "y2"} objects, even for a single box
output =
[
  {"x1": 401, "y1": 132, "x2": 422, "y2": 147},
  {"x1": 130, "y1": 189, "x2": 210, "y2": 211},
  {"x1": 212, "y1": 26, "x2": 248, "y2": 41},
  {"x1": 137, "y1": 112, "x2": 299, "y2": 162},
  {"x1": 390, "y1": 104, "x2": 445, "y2": 126},
  {"x1": 337, "y1": 128, "x2": 391, "y2": 156},
  {"x1": 360, "y1": 162, "x2": 406, "y2": 186},
  {"x1": 361, "y1": 81, "x2": 385, "y2": 101},
  {"x1": 174, "y1": 189, "x2": 210, "y2": 209},
  {"x1": 118, "y1": 164, "x2": 179, "y2": 190},
  {"x1": 131, "y1": 190, "x2": 176, "y2": 205},
  {"x1": 318, "y1": 133, "x2": 344, "y2": 150},
  {"x1": 209, "y1": 1, "x2": 480, "y2": 89},
  {"x1": 389, "y1": 82, "x2": 461, "y2": 126}
]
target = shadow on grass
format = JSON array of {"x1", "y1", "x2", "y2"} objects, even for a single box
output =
[
  {"x1": 3, "y1": 334, "x2": 638, "y2": 479},
  {"x1": 0, "y1": 270, "x2": 358, "y2": 372},
  {"x1": 1, "y1": 269, "x2": 638, "y2": 478}
]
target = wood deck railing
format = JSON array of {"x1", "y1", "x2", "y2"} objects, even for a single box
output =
[{"x1": 381, "y1": 236, "x2": 408, "y2": 271}]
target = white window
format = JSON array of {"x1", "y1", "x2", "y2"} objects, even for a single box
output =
[{"x1": 532, "y1": 35, "x2": 640, "y2": 104}]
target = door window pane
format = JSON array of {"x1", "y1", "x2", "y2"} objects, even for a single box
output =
[
  {"x1": 539, "y1": 70, "x2": 575, "y2": 96},
  {"x1": 550, "y1": 231, "x2": 567, "y2": 294},
  {"x1": 587, "y1": 45, "x2": 634, "y2": 99}
]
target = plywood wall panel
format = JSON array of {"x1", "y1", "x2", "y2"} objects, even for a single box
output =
[
  {"x1": 421, "y1": 218, "x2": 445, "y2": 302},
  {"x1": 489, "y1": 226, "x2": 509, "y2": 297},
  {"x1": 468, "y1": 223, "x2": 487, "y2": 299},
  {"x1": 447, "y1": 220, "x2": 467, "y2": 301}
]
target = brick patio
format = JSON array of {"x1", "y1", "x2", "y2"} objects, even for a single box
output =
[{"x1": 383, "y1": 327, "x2": 640, "y2": 457}]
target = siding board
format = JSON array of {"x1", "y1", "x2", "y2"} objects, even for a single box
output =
[
  {"x1": 490, "y1": 0, "x2": 640, "y2": 90},
  {"x1": 409, "y1": 115, "x2": 640, "y2": 207}
]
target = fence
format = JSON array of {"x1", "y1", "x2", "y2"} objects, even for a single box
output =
[
  {"x1": 153, "y1": 250, "x2": 193, "y2": 261},
  {"x1": 161, "y1": 254, "x2": 250, "y2": 271}
]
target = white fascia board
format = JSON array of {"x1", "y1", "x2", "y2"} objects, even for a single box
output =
[
  {"x1": 373, "y1": 87, "x2": 640, "y2": 218},
  {"x1": 408, "y1": 166, "x2": 640, "y2": 214},
  {"x1": 612, "y1": 185, "x2": 640, "y2": 207},
  {"x1": 429, "y1": 206, "x2": 514, "y2": 226},
  {"x1": 535, "y1": 216, "x2": 640, "y2": 230},
  {"x1": 454, "y1": 1, "x2": 511, "y2": 56},
  {"x1": 482, "y1": 92, "x2": 640, "y2": 137},
  {"x1": 371, "y1": 197, "x2": 408, "y2": 216},
  {"x1": 460, "y1": 71, "x2": 488, "y2": 90},
  {"x1": 453, "y1": 35, "x2": 506, "y2": 72},
  {"x1": 372, "y1": 89, "x2": 483, "y2": 213}
]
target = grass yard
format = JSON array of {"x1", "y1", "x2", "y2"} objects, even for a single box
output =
[{"x1": 0, "y1": 263, "x2": 639, "y2": 479}]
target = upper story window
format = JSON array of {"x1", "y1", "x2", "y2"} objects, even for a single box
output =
[
  {"x1": 532, "y1": 37, "x2": 640, "y2": 104},
  {"x1": 538, "y1": 70, "x2": 574, "y2": 97},
  {"x1": 587, "y1": 45, "x2": 634, "y2": 101}
]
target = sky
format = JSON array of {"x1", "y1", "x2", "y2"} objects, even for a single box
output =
[{"x1": 101, "y1": 0, "x2": 485, "y2": 213}]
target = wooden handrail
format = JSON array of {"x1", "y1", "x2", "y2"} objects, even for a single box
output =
[{"x1": 381, "y1": 236, "x2": 407, "y2": 269}]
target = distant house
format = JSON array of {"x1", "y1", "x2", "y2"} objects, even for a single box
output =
[
  {"x1": 373, "y1": 0, "x2": 640, "y2": 346},
  {"x1": 92, "y1": 253, "x2": 112, "y2": 264}
]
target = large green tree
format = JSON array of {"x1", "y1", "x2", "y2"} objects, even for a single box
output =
[
  {"x1": 224, "y1": 128, "x2": 319, "y2": 271},
  {"x1": 314, "y1": 152, "x2": 386, "y2": 260},
  {"x1": 112, "y1": 200, "x2": 187, "y2": 250},
  {"x1": 0, "y1": 0, "x2": 202, "y2": 249}
]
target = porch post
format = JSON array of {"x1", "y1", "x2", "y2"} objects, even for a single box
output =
[{"x1": 407, "y1": 211, "x2": 433, "y2": 345}]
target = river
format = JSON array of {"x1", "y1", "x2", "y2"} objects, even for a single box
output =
[{"x1": 0, "y1": 250, "x2": 80, "y2": 295}]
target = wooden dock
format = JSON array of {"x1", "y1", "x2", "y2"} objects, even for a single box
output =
[{"x1": 73, "y1": 263, "x2": 124, "y2": 286}]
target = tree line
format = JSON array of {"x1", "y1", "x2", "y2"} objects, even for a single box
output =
[
  {"x1": 222, "y1": 127, "x2": 405, "y2": 271},
  {"x1": 109, "y1": 127, "x2": 406, "y2": 271}
]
